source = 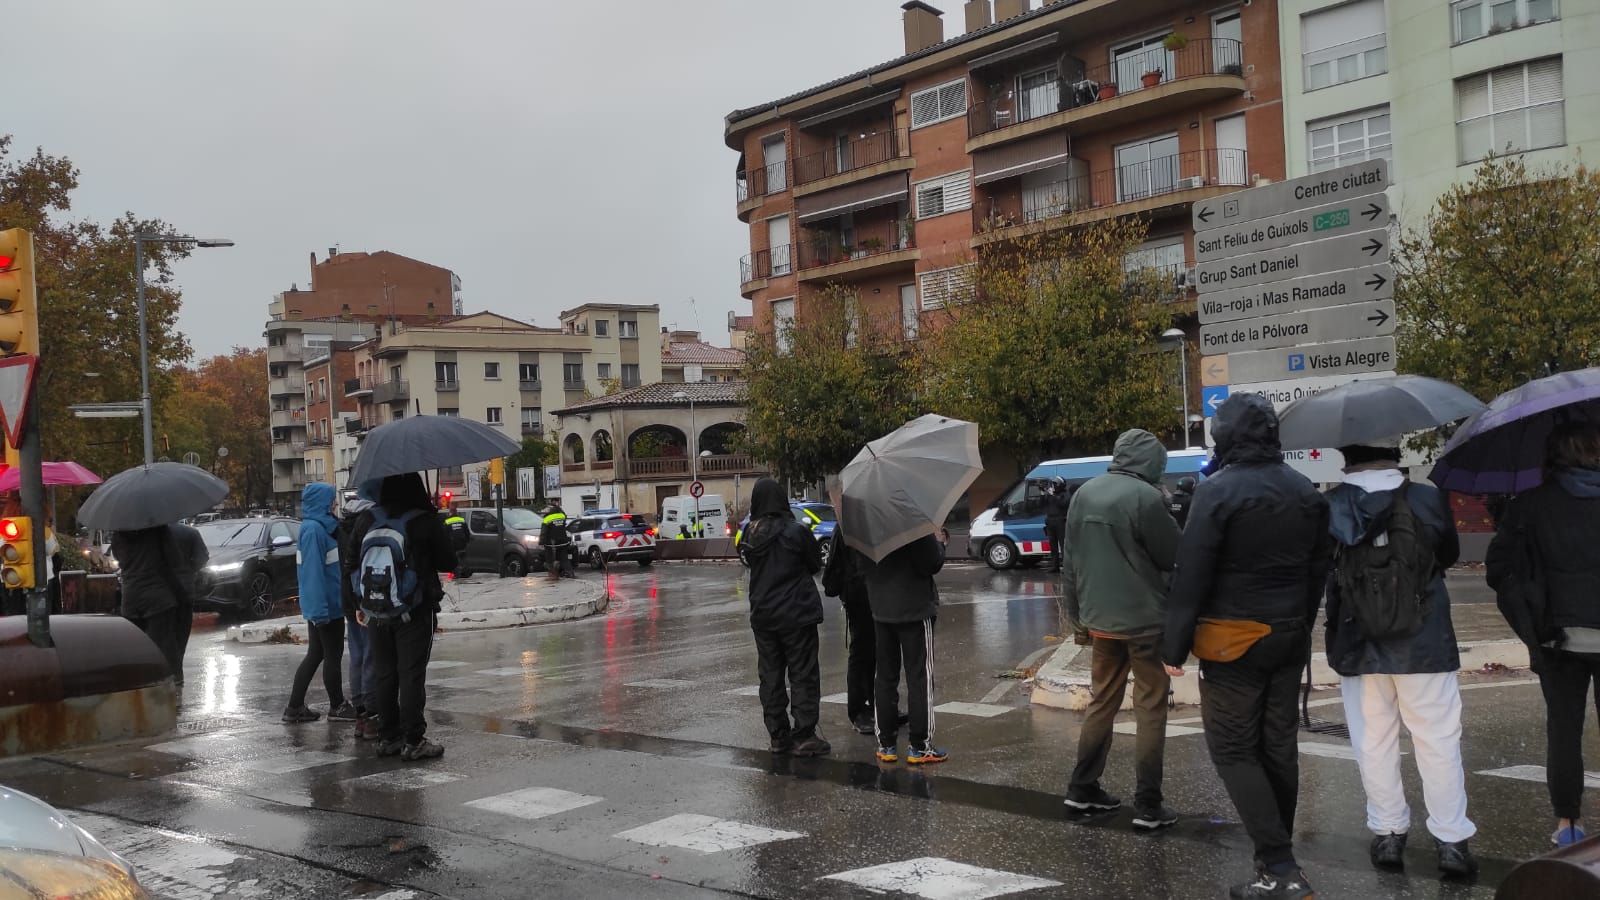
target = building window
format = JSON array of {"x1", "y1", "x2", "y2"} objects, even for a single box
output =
[
  {"x1": 914, "y1": 170, "x2": 973, "y2": 219},
  {"x1": 435, "y1": 361, "x2": 457, "y2": 386},
  {"x1": 438, "y1": 408, "x2": 459, "y2": 417},
  {"x1": 918, "y1": 266, "x2": 976, "y2": 310},
  {"x1": 1456, "y1": 58, "x2": 1564, "y2": 164},
  {"x1": 772, "y1": 298, "x2": 796, "y2": 354},
  {"x1": 484, "y1": 361, "x2": 500, "y2": 380},
  {"x1": 594, "y1": 319, "x2": 609, "y2": 337},
  {"x1": 318, "y1": 378, "x2": 327, "y2": 401},
  {"x1": 519, "y1": 362, "x2": 538, "y2": 384},
  {"x1": 618, "y1": 320, "x2": 638, "y2": 339},
  {"x1": 910, "y1": 78, "x2": 968, "y2": 129},
  {"x1": 1308, "y1": 107, "x2": 1392, "y2": 173},
  {"x1": 521, "y1": 407, "x2": 542, "y2": 435},
  {"x1": 1452, "y1": 0, "x2": 1557, "y2": 44},
  {"x1": 598, "y1": 363, "x2": 612, "y2": 380},
  {"x1": 486, "y1": 407, "x2": 503, "y2": 425},
  {"x1": 1111, "y1": 33, "x2": 1175, "y2": 95},
  {"x1": 563, "y1": 362, "x2": 583, "y2": 385},
  {"x1": 621, "y1": 363, "x2": 641, "y2": 387},
  {"x1": 1302, "y1": 0, "x2": 1387, "y2": 91},
  {"x1": 1114, "y1": 134, "x2": 1181, "y2": 202}
]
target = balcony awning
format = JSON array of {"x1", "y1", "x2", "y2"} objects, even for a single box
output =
[
  {"x1": 795, "y1": 172, "x2": 909, "y2": 224},
  {"x1": 968, "y1": 33, "x2": 1059, "y2": 71},
  {"x1": 797, "y1": 89, "x2": 900, "y2": 130},
  {"x1": 972, "y1": 132, "x2": 1073, "y2": 185}
]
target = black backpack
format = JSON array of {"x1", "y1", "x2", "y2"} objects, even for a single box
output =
[{"x1": 1333, "y1": 487, "x2": 1436, "y2": 641}]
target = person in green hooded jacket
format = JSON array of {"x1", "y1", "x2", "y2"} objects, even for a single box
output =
[{"x1": 1061, "y1": 428, "x2": 1182, "y2": 831}]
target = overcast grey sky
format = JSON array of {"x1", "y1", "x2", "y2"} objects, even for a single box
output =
[{"x1": 7, "y1": 1, "x2": 904, "y2": 358}]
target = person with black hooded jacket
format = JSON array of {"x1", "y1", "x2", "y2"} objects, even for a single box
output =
[
  {"x1": 743, "y1": 478, "x2": 829, "y2": 757},
  {"x1": 822, "y1": 522, "x2": 877, "y2": 735},
  {"x1": 1163, "y1": 393, "x2": 1331, "y2": 900}
]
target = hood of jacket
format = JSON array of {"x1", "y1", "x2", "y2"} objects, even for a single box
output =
[
  {"x1": 743, "y1": 478, "x2": 790, "y2": 558},
  {"x1": 1327, "y1": 477, "x2": 1401, "y2": 547},
  {"x1": 301, "y1": 483, "x2": 338, "y2": 534},
  {"x1": 1213, "y1": 393, "x2": 1283, "y2": 466},
  {"x1": 1555, "y1": 466, "x2": 1600, "y2": 499},
  {"x1": 1108, "y1": 429, "x2": 1167, "y2": 486}
]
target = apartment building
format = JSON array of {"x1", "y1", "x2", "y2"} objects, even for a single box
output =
[
  {"x1": 301, "y1": 343, "x2": 361, "y2": 488},
  {"x1": 660, "y1": 330, "x2": 745, "y2": 382},
  {"x1": 266, "y1": 319, "x2": 377, "y2": 502},
  {"x1": 727, "y1": 0, "x2": 1284, "y2": 342},
  {"x1": 341, "y1": 307, "x2": 663, "y2": 498},
  {"x1": 1279, "y1": 0, "x2": 1600, "y2": 222},
  {"x1": 269, "y1": 248, "x2": 461, "y2": 322}
]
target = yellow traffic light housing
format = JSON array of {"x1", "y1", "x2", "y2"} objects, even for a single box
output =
[
  {"x1": 1, "y1": 516, "x2": 35, "y2": 590},
  {"x1": 0, "y1": 228, "x2": 38, "y2": 357}
]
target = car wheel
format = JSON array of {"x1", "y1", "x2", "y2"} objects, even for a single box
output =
[
  {"x1": 502, "y1": 555, "x2": 527, "y2": 578},
  {"x1": 984, "y1": 538, "x2": 1019, "y2": 571},
  {"x1": 588, "y1": 547, "x2": 604, "y2": 569},
  {"x1": 637, "y1": 558, "x2": 653, "y2": 568},
  {"x1": 246, "y1": 572, "x2": 275, "y2": 619}
]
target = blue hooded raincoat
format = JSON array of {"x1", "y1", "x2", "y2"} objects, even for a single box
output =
[{"x1": 297, "y1": 482, "x2": 342, "y2": 624}]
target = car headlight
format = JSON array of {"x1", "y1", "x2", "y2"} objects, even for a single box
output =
[
  {"x1": 207, "y1": 562, "x2": 244, "y2": 574},
  {"x1": 522, "y1": 535, "x2": 539, "y2": 545}
]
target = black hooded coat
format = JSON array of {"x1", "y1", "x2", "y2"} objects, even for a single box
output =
[{"x1": 742, "y1": 478, "x2": 824, "y2": 631}]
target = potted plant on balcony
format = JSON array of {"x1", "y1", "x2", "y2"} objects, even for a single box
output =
[
  {"x1": 1162, "y1": 32, "x2": 1189, "y2": 52},
  {"x1": 1097, "y1": 82, "x2": 1118, "y2": 101},
  {"x1": 1141, "y1": 69, "x2": 1163, "y2": 88},
  {"x1": 861, "y1": 236, "x2": 886, "y2": 256}
]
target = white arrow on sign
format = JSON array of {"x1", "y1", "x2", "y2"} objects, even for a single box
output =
[
  {"x1": 1195, "y1": 194, "x2": 1390, "y2": 263},
  {"x1": 1204, "y1": 392, "x2": 1227, "y2": 415},
  {"x1": 1199, "y1": 263, "x2": 1393, "y2": 325},
  {"x1": 1193, "y1": 158, "x2": 1389, "y2": 232},
  {"x1": 1199, "y1": 300, "x2": 1395, "y2": 355},
  {"x1": 0, "y1": 354, "x2": 37, "y2": 449},
  {"x1": 1195, "y1": 228, "x2": 1389, "y2": 294}
]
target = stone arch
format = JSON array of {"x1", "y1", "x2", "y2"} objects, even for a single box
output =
[
  {"x1": 628, "y1": 424, "x2": 687, "y2": 459},
  {"x1": 592, "y1": 429, "x2": 614, "y2": 462},
  {"x1": 562, "y1": 432, "x2": 585, "y2": 465},
  {"x1": 699, "y1": 422, "x2": 745, "y2": 455}
]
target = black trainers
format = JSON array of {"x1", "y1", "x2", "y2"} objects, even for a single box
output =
[
  {"x1": 401, "y1": 738, "x2": 445, "y2": 761},
  {"x1": 376, "y1": 738, "x2": 405, "y2": 757},
  {"x1": 1131, "y1": 805, "x2": 1179, "y2": 831},
  {"x1": 791, "y1": 734, "x2": 832, "y2": 757},
  {"x1": 281, "y1": 706, "x2": 321, "y2": 724},
  {"x1": 1435, "y1": 838, "x2": 1478, "y2": 879},
  {"x1": 851, "y1": 714, "x2": 876, "y2": 735},
  {"x1": 327, "y1": 702, "x2": 360, "y2": 722},
  {"x1": 1063, "y1": 785, "x2": 1122, "y2": 811},
  {"x1": 1370, "y1": 832, "x2": 1406, "y2": 869},
  {"x1": 769, "y1": 735, "x2": 793, "y2": 755},
  {"x1": 1228, "y1": 866, "x2": 1314, "y2": 899}
]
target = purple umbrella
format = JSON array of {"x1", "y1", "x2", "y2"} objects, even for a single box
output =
[{"x1": 1429, "y1": 368, "x2": 1600, "y2": 495}]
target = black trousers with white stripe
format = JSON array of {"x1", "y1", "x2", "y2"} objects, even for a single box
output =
[{"x1": 875, "y1": 617, "x2": 936, "y2": 747}]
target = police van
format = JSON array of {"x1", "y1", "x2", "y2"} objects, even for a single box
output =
[{"x1": 969, "y1": 448, "x2": 1208, "y2": 570}]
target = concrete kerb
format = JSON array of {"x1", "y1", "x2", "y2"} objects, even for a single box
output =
[
  {"x1": 1030, "y1": 638, "x2": 1533, "y2": 711},
  {"x1": 227, "y1": 580, "x2": 609, "y2": 644}
]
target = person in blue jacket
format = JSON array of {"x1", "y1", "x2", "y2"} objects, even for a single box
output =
[{"x1": 284, "y1": 482, "x2": 357, "y2": 724}]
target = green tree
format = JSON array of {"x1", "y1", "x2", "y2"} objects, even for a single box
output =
[
  {"x1": 1397, "y1": 156, "x2": 1600, "y2": 399},
  {"x1": 740, "y1": 285, "x2": 917, "y2": 485},
  {"x1": 919, "y1": 218, "x2": 1179, "y2": 469},
  {"x1": 160, "y1": 349, "x2": 270, "y2": 507}
]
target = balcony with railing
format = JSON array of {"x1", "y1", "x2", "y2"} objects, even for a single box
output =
[
  {"x1": 793, "y1": 129, "x2": 911, "y2": 193},
  {"x1": 269, "y1": 408, "x2": 304, "y2": 429},
  {"x1": 309, "y1": 434, "x2": 332, "y2": 448},
  {"x1": 973, "y1": 148, "x2": 1247, "y2": 244},
  {"x1": 698, "y1": 454, "x2": 761, "y2": 475},
  {"x1": 345, "y1": 375, "x2": 374, "y2": 397},
  {"x1": 627, "y1": 457, "x2": 691, "y2": 479},
  {"x1": 372, "y1": 378, "x2": 410, "y2": 405},
  {"x1": 735, "y1": 159, "x2": 790, "y2": 221},
  {"x1": 966, "y1": 38, "x2": 1245, "y2": 149},
  {"x1": 740, "y1": 245, "x2": 794, "y2": 297},
  {"x1": 267, "y1": 342, "x2": 304, "y2": 365},
  {"x1": 268, "y1": 375, "x2": 306, "y2": 397},
  {"x1": 272, "y1": 439, "x2": 308, "y2": 461},
  {"x1": 435, "y1": 379, "x2": 460, "y2": 393},
  {"x1": 797, "y1": 216, "x2": 917, "y2": 282}
]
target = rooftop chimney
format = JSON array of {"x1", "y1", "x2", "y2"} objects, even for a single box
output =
[
  {"x1": 902, "y1": 1, "x2": 944, "y2": 54},
  {"x1": 994, "y1": 0, "x2": 1028, "y2": 20},
  {"x1": 328, "y1": 246, "x2": 338, "y2": 258},
  {"x1": 963, "y1": 0, "x2": 991, "y2": 32}
]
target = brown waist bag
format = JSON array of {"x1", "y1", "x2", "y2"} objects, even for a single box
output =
[{"x1": 1193, "y1": 618, "x2": 1272, "y2": 663}]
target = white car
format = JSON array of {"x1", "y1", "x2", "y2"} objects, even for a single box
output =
[
  {"x1": 568, "y1": 512, "x2": 657, "y2": 568},
  {"x1": 0, "y1": 785, "x2": 145, "y2": 897}
]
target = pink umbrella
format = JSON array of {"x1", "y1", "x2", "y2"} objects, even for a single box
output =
[{"x1": 0, "y1": 461, "x2": 102, "y2": 492}]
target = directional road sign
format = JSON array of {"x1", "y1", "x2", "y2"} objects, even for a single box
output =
[
  {"x1": 1193, "y1": 159, "x2": 1388, "y2": 233},
  {"x1": 1201, "y1": 336, "x2": 1396, "y2": 387},
  {"x1": 1199, "y1": 263, "x2": 1392, "y2": 325},
  {"x1": 1196, "y1": 228, "x2": 1389, "y2": 294},
  {"x1": 1195, "y1": 193, "x2": 1388, "y2": 263},
  {"x1": 1200, "y1": 385, "x2": 1230, "y2": 418},
  {"x1": 1200, "y1": 300, "x2": 1394, "y2": 355}
]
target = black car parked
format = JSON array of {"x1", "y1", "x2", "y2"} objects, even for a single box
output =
[
  {"x1": 455, "y1": 506, "x2": 545, "y2": 577},
  {"x1": 193, "y1": 517, "x2": 301, "y2": 619}
]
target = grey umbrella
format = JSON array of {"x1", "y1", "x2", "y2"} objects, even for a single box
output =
[
  {"x1": 76, "y1": 462, "x2": 230, "y2": 531},
  {"x1": 839, "y1": 414, "x2": 982, "y2": 563},
  {"x1": 1276, "y1": 375, "x2": 1485, "y2": 451},
  {"x1": 348, "y1": 414, "x2": 522, "y2": 486}
]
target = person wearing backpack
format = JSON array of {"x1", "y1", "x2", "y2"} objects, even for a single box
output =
[
  {"x1": 341, "y1": 495, "x2": 379, "y2": 740},
  {"x1": 284, "y1": 482, "x2": 356, "y2": 724},
  {"x1": 1487, "y1": 422, "x2": 1600, "y2": 848},
  {"x1": 1325, "y1": 439, "x2": 1476, "y2": 878},
  {"x1": 346, "y1": 473, "x2": 458, "y2": 761}
]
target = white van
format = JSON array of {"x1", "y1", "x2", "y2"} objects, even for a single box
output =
[{"x1": 660, "y1": 494, "x2": 727, "y2": 539}]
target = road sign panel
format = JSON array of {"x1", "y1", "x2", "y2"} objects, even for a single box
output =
[
  {"x1": 1200, "y1": 385, "x2": 1230, "y2": 418},
  {"x1": 1195, "y1": 194, "x2": 1389, "y2": 263},
  {"x1": 1200, "y1": 300, "x2": 1394, "y2": 355},
  {"x1": 1193, "y1": 159, "x2": 1389, "y2": 232},
  {"x1": 1196, "y1": 228, "x2": 1388, "y2": 294},
  {"x1": 1201, "y1": 336, "x2": 1396, "y2": 386},
  {"x1": 1198, "y1": 263, "x2": 1392, "y2": 325},
  {"x1": 689, "y1": 480, "x2": 705, "y2": 498},
  {"x1": 0, "y1": 354, "x2": 36, "y2": 449}
]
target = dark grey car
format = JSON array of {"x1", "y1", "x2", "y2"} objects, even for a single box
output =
[{"x1": 455, "y1": 506, "x2": 544, "y2": 577}]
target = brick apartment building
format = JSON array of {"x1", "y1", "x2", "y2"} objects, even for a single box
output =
[{"x1": 727, "y1": 0, "x2": 1284, "y2": 353}]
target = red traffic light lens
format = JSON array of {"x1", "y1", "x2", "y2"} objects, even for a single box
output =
[
  {"x1": 0, "y1": 519, "x2": 20, "y2": 542},
  {"x1": 0, "y1": 255, "x2": 13, "y2": 270}
]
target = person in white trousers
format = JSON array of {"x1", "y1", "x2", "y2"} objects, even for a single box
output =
[{"x1": 1323, "y1": 440, "x2": 1477, "y2": 879}]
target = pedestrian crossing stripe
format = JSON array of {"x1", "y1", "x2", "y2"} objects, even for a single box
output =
[
  {"x1": 342, "y1": 769, "x2": 465, "y2": 790},
  {"x1": 615, "y1": 814, "x2": 803, "y2": 854},
  {"x1": 824, "y1": 857, "x2": 1061, "y2": 898},
  {"x1": 465, "y1": 787, "x2": 603, "y2": 820},
  {"x1": 624, "y1": 678, "x2": 696, "y2": 689},
  {"x1": 1478, "y1": 765, "x2": 1600, "y2": 788}
]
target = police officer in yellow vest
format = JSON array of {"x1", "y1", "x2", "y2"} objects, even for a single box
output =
[{"x1": 540, "y1": 504, "x2": 574, "y2": 578}]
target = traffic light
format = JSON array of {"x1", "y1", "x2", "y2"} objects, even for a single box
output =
[
  {"x1": 0, "y1": 228, "x2": 38, "y2": 357},
  {"x1": 488, "y1": 458, "x2": 504, "y2": 486},
  {"x1": 0, "y1": 516, "x2": 34, "y2": 590},
  {"x1": 439, "y1": 490, "x2": 453, "y2": 507}
]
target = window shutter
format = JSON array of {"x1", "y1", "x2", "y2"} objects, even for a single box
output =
[
  {"x1": 1528, "y1": 101, "x2": 1566, "y2": 149},
  {"x1": 938, "y1": 80, "x2": 968, "y2": 119},
  {"x1": 942, "y1": 172, "x2": 972, "y2": 212},
  {"x1": 1527, "y1": 58, "x2": 1563, "y2": 104},
  {"x1": 919, "y1": 265, "x2": 975, "y2": 310},
  {"x1": 916, "y1": 182, "x2": 946, "y2": 218},
  {"x1": 1457, "y1": 72, "x2": 1489, "y2": 120},
  {"x1": 1491, "y1": 65, "x2": 1526, "y2": 112},
  {"x1": 911, "y1": 88, "x2": 941, "y2": 127},
  {"x1": 911, "y1": 79, "x2": 968, "y2": 128},
  {"x1": 915, "y1": 172, "x2": 972, "y2": 218},
  {"x1": 1301, "y1": 0, "x2": 1384, "y2": 53}
]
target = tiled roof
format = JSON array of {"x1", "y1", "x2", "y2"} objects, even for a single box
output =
[
  {"x1": 663, "y1": 341, "x2": 745, "y2": 366},
  {"x1": 554, "y1": 381, "x2": 747, "y2": 415}
]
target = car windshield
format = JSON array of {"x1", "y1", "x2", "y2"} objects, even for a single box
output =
[
  {"x1": 804, "y1": 505, "x2": 836, "y2": 522},
  {"x1": 196, "y1": 522, "x2": 266, "y2": 548},
  {"x1": 502, "y1": 508, "x2": 541, "y2": 530}
]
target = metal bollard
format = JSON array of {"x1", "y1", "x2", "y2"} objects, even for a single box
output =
[{"x1": 1496, "y1": 834, "x2": 1600, "y2": 898}]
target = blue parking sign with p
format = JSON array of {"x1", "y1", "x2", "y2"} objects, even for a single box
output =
[{"x1": 1288, "y1": 354, "x2": 1306, "y2": 371}]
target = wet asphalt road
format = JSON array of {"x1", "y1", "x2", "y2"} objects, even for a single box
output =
[{"x1": 0, "y1": 562, "x2": 1573, "y2": 899}]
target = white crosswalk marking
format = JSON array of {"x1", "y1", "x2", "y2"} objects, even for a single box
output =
[
  {"x1": 616, "y1": 813, "x2": 803, "y2": 853},
  {"x1": 723, "y1": 685, "x2": 762, "y2": 696},
  {"x1": 465, "y1": 786, "x2": 603, "y2": 820},
  {"x1": 427, "y1": 660, "x2": 469, "y2": 670},
  {"x1": 476, "y1": 667, "x2": 538, "y2": 676},
  {"x1": 1114, "y1": 722, "x2": 1204, "y2": 738},
  {"x1": 931, "y1": 701, "x2": 1012, "y2": 718},
  {"x1": 342, "y1": 769, "x2": 465, "y2": 790},
  {"x1": 1479, "y1": 765, "x2": 1600, "y2": 788},
  {"x1": 624, "y1": 678, "x2": 696, "y2": 689},
  {"x1": 249, "y1": 750, "x2": 356, "y2": 774},
  {"x1": 824, "y1": 857, "x2": 1061, "y2": 899}
]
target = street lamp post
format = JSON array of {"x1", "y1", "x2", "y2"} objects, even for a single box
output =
[
  {"x1": 1162, "y1": 328, "x2": 1191, "y2": 449},
  {"x1": 134, "y1": 234, "x2": 234, "y2": 465}
]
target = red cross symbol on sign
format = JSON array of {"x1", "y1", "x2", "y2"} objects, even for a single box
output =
[{"x1": 1309, "y1": 449, "x2": 1323, "y2": 460}]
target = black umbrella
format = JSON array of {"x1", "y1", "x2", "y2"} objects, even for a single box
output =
[
  {"x1": 348, "y1": 414, "x2": 521, "y2": 486},
  {"x1": 76, "y1": 462, "x2": 230, "y2": 531},
  {"x1": 1276, "y1": 375, "x2": 1485, "y2": 451}
]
